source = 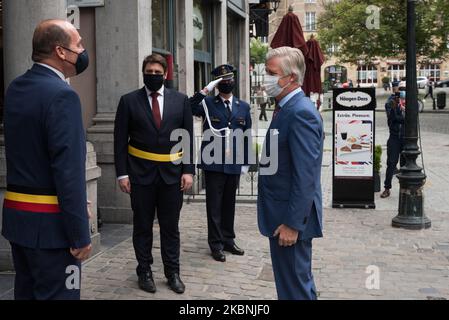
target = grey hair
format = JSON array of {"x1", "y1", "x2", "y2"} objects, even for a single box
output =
[{"x1": 266, "y1": 47, "x2": 306, "y2": 86}]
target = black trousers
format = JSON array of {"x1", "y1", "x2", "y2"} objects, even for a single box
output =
[
  {"x1": 130, "y1": 175, "x2": 183, "y2": 278},
  {"x1": 10, "y1": 242, "x2": 81, "y2": 300},
  {"x1": 384, "y1": 137, "x2": 405, "y2": 189},
  {"x1": 204, "y1": 170, "x2": 239, "y2": 252}
]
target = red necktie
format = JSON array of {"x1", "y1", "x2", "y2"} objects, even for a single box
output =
[{"x1": 151, "y1": 92, "x2": 161, "y2": 129}]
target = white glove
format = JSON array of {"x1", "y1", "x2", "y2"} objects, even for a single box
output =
[
  {"x1": 241, "y1": 166, "x2": 250, "y2": 174},
  {"x1": 204, "y1": 78, "x2": 223, "y2": 93}
]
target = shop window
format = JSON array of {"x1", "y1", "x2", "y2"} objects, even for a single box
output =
[
  {"x1": 152, "y1": 0, "x2": 177, "y2": 88},
  {"x1": 419, "y1": 64, "x2": 441, "y2": 82},
  {"x1": 227, "y1": 12, "x2": 242, "y2": 96},
  {"x1": 388, "y1": 64, "x2": 406, "y2": 82},
  {"x1": 193, "y1": 0, "x2": 213, "y2": 93},
  {"x1": 357, "y1": 65, "x2": 378, "y2": 85}
]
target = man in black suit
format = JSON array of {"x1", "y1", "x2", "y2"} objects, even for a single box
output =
[{"x1": 114, "y1": 54, "x2": 194, "y2": 294}]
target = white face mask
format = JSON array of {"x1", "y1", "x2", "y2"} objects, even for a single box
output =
[{"x1": 264, "y1": 74, "x2": 291, "y2": 98}]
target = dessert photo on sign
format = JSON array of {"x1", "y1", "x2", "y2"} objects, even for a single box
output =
[{"x1": 335, "y1": 119, "x2": 373, "y2": 163}]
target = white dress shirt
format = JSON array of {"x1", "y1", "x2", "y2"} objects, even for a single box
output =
[
  {"x1": 219, "y1": 95, "x2": 233, "y2": 111},
  {"x1": 36, "y1": 63, "x2": 66, "y2": 81},
  {"x1": 118, "y1": 85, "x2": 165, "y2": 181},
  {"x1": 146, "y1": 85, "x2": 165, "y2": 119}
]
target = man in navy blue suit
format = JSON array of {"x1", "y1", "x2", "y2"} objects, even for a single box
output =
[
  {"x1": 2, "y1": 20, "x2": 91, "y2": 300},
  {"x1": 189, "y1": 65, "x2": 252, "y2": 262},
  {"x1": 258, "y1": 47, "x2": 324, "y2": 300}
]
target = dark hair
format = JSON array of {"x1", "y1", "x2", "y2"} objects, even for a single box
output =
[
  {"x1": 142, "y1": 53, "x2": 167, "y2": 73},
  {"x1": 32, "y1": 21, "x2": 72, "y2": 62}
]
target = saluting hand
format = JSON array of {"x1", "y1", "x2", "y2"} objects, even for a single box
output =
[
  {"x1": 202, "y1": 78, "x2": 223, "y2": 95},
  {"x1": 181, "y1": 174, "x2": 193, "y2": 191},
  {"x1": 273, "y1": 224, "x2": 299, "y2": 247}
]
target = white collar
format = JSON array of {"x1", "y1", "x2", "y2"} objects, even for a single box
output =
[
  {"x1": 36, "y1": 63, "x2": 66, "y2": 81},
  {"x1": 146, "y1": 85, "x2": 165, "y2": 97},
  {"x1": 219, "y1": 94, "x2": 233, "y2": 106}
]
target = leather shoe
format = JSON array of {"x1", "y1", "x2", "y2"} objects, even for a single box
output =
[
  {"x1": 167, "y1": 273, "x2": 185, "y2": 294},
  {"x1": 211, "y1": 250, "x2": 226, "y2": 262},
  {"x1": 380, "y1": 189, "x2": 391, "y2": 198},
  {"x1": 223, "y1": 244, "x2": 245, "y2": 256},
  {"x1": 138, "y1": 272, "x2": 156, "y2": 293}
]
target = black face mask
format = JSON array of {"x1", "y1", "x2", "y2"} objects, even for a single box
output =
[
  {"x1": 62, "y1": 47, "x2": 89, "y2": 75},
  {"x1": 144, "y1": 74, "x2": 165, "y2": 92},
  {"x1": 218, "y1": 81, "x2": 235, "y2": 94}
]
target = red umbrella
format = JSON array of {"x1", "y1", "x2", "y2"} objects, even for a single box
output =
[
  {"x1": 270, "y1": 7, "x2": 325, "y2": 98},
  {"x1": 303, "y1": 35, "x2": 325, "y2": 97},
  {"x1": 270, "y1": 8, "x2": 308, "y2": 58}
]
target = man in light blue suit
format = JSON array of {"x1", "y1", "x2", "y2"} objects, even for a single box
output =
[{"x1": 258, "y1": 47, "x2": 324, "y2": 300}]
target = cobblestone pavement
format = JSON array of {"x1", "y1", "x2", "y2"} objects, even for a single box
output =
[
  {"x1": 2, "y1": 107, "x2": 448, "y2": 301},
  {"x1": 79, "y1": 113, "x2": 449, "y2": 300}
]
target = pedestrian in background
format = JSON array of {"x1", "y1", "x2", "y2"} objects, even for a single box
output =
[
  {"x1": 423, "y1": 77, "x2": 435, "y2": 110},
  {"x1": 381, "y1": 88, "x2": 406, "y2": 199},
  {"x1": 2, "y1": 19, "x2": 92, "y2": 300},
  {"x1": 257, "y1": 86, "x2": 269, "y2": 121}
]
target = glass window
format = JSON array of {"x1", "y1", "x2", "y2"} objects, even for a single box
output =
[
  {"x1": 152, "y1": 0, "x2": 169, "y2": 51},
  {"x1": 305, "y1": 12, "x2": 316, "y2": 31},
  {"x1": 419, "y1": 64, "x2": 441, "y2": 82},
  {"x1": 388, "y1": 64, "x2": 406, "y2": 81},
  {"x1": 193, "y1": 0, "x2": 211, "y2": 52},
  {"x1": 193, "y1": 0, "x2": 213, "y2": 93},
  {"x1": 357, "y1": 65, "x2": 378, "y2": 84},
  {"x1": 227, "y1": 13, "x2": 242, "y2": 96}
]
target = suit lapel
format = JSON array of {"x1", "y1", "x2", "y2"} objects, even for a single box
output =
[
  {"x1": 230, "y1": 97, "x2": 239, "y2": 121},
  {"x1": 214, "y1": 95, "x2": 229, "y2": 120},
  {"x1": 138, "y1": 87, "x2": 157, "y2": 131}
]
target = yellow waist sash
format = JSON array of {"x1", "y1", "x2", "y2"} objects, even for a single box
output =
[{"x1": 128, "y1": 145, "x2": 183, "y2": 162}]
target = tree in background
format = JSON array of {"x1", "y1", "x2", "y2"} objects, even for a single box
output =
[
  {"x1": 250, "y1": 38, "x2": 269, "y2": 89},
  {"x1": 250, "y1": 38, "x2": 269, "y2": 65},
  {"x1": 318, "y1": 0, "x2": 449, "y2": 64}
]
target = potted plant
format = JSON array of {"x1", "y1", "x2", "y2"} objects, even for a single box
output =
[{"x1": 374, "y1": 145, "x2": 382, "y2": 192}]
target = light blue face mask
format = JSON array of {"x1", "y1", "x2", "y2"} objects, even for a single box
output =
[{"x1": 400, "y1": 91, "x2": 406, "y2": 99}]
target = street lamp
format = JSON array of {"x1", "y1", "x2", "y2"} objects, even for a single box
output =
[
  {"x1": 270, "y1": 0, "x2": 281, "y2": 12},
  {"x1": 392, "y1": 0, "x2": 431, "y2": 230}
]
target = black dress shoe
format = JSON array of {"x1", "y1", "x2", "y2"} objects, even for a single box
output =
[
  {"x1": 223, "y1": 244, "x2": 245, "y2": 256},
  {"x1": 138, "y1": 272, "x2": 156, "y2": 293},
  {"x1": 211, "y1": 250, "x2": 226, "y2": 262},
  {"x1": 167, "y1": 273, "x2": 185, "y2": 294}
]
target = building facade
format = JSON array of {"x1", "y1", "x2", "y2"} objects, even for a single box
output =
[{"x1": 268, "y1": 0, "x2": 449, "y2": 88}]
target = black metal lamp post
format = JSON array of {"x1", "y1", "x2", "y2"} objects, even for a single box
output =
[{"x1": 392, "y1": 0, "x2": 431, "y2": 229}]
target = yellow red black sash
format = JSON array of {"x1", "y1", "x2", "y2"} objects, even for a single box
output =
[{"x1": 3, "y1": 185, "x2": 61, "y2": 214}]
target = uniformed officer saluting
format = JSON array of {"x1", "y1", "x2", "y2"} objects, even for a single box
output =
[{"x1": 190, "y1": 65, "x2": 252, "y2": 262}]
